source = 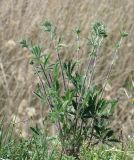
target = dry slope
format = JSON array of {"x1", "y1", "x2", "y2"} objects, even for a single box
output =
[{"x1": 0, "y1": 0, "x2": 134, "y2": 137}]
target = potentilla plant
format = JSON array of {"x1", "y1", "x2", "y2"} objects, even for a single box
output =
[{"x1": 20, "y1": 21, "x2": 128, "y2": 158}]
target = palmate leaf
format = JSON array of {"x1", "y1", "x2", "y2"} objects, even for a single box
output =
[
  {"x1": 81, "y1": 91, "x2": 99, "y2": 118},
  {"x1": 120, "y1": 30, "x2": 128, "y2": 38},
  {"x1": 96, "y1": 97, "x2": 118, "y2": 116},
  {"x1": 64, "y1": 60, "x2": 83, "y2": 92},
  {"x1": 93, "y1": 116, "x2": 115, "y2": 142},
  {"x1": 93, "y1": 124, "x2": 119, "y2": 145},
  {"x1": 41, "y1": 21, "x2": 52, "y2": 32},
  {"x1": 92, "y1": 22, "x2": 107, "y2": 38},
  {"x1": 20, "y1": 39, "x2": 29, "y2": 48},
  {"x1": 30, "y1": 45, "x2": 42, "y2": 58},
  {"x1": 103, "y1": 129, "x2": 120, "y2": 144}
]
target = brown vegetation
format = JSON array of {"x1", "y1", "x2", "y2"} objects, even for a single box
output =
[{"x1": 0, "y1": 0, "x2": 134, "y2": 137}]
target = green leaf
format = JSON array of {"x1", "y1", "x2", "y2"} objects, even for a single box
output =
[
  {"x1": 120, "y1": 31, "x2": 128, "y2": 37},
  {"x1": 69, "y1": 111, "x2": 76, "y2": 116},
  {"x1": 30, "y1": 45, "x2": 42, "y2": 58},
  {"x1": 55, "y1": 79, "x2": 60, "y2": 92},
  {"x1": 92, "y1": 22, "x2": 107, "y2": 38},
  {"x1": 41, "y1": 21, "x2": 52, "y2": 32},
  {"x1": 74, "y1": 27, "x2": 81, "y2": 35},
  {"x1": 33, "y1": 84, "x2": 45, "y2": 101},
  {"x1": 53, "y1": 62, "x2": 59, "y2": 80},
  {"x1": 115, "y1": 42, "x2": 120, "y2": 49},
  {"x1": 33, "y1": 91, "x2": 43, "y2": 100},
  {"x1": 30, "y1": 127, "x2": 40, "y2": 135},
  {"x1": 63, "y1": 60, "x2": 77, "y2": 80},
  {"x1": 94, "y1": 125, "x2": 101, "y2": 136},
  {"x1": 20, "y1": 39, "x2": 29, "y2": 48},
  {"x1": 43, "y1": 54, "x2": 50, "y2": 69},
  {"x1": 104, "y1": 130, "x2": 114, "y2": 139},
  {"x1": 62, "y1": 100, "x2": 69, "y2": 109},
  {"x1": 72, "y1": 100, "x2": 77, "y2": 110}
]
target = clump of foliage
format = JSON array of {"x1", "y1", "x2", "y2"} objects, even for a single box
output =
[
  {"x1": 0, "y1": 119, "x2": 134, "y2": 160},
  {"x1": 20, "y1": 21, "x2": 128, "y2": 158}
]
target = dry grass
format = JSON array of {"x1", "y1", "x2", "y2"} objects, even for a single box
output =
[{"x1": 0, "y1": 0, "x2": 134, "y2": 137}]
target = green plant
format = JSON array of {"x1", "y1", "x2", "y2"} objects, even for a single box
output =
[
  {"x1": 0, "y1": 118, "x2": 133, "y2": 160},
  {"x1": 0, "y1": 122, "x2": 59, "y2": 160},
  {"x1": 20, "y1": 21, "x2": 128, "y2": 158},
  {"x1": 79, "y1": 140, "x2": 134, "y2": 160}
]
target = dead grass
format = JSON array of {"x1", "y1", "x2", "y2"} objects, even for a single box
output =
[{"x1": 0, "y1": 0, "x2": 134, "y2": 137}]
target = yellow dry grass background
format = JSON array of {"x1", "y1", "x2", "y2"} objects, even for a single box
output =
[{"x1": 0, "y1": 0, "x2": 134, "y2": 137}]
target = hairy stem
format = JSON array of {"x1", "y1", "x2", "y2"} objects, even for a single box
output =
[
  {"x1": 100, "y1": 36, "x2": 123, "y2": 98},
  {"x1": 57, "y1": 52, "x2": 67, "y2": 91}
]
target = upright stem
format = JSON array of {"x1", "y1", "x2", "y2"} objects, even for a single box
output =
[
  {"x1": 35, "y1": 67, "x2": 63, "y2": 135},
  {"x1": 74, "y1": 36, "x2": 99, "y2": 132},
  {"x1": 57, "y1": 52, "x2": 67, "y2": 91},
  {"x1": 34, "y1": 67, "x2": 52, "y2": 109},
  {"x1": 88, "y1": 118, "x2": 95, "y2": 147},
  {"x1": 100, "y1": 37, "x2": 123, "y2": 99},
  {"x1": 87, "y1": 37, "x2": 103, "y2": 89},
  {"x1": 80, "y1": 36, "x2": 99, "y2": 96},
  {"x1": 40, "y1": 64, "x2": 51, "y2": 88},
  {"x1": 76, "y1": 34, "x2": 80, "y2": 71},
  {"x1": 76, "y1": 33, "x2": 80, "y2": 104},
  {"x1": 50, "y1": 31, "x2": 67, "y2": 91}
]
